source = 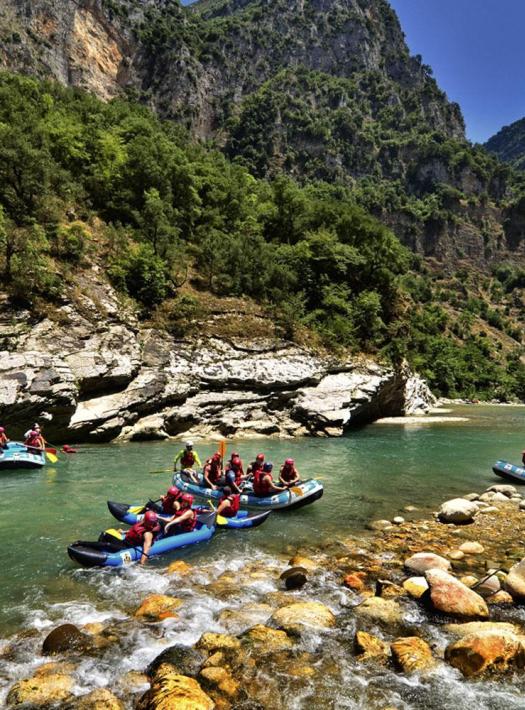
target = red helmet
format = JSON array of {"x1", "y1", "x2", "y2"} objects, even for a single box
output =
[
  {"x1": 167, "y1": 486, "x2": 182, "y2": 499},
  {"x1": 231, "y1": 452, "x2": 240, "y2": 458},
  {"x1": 181, "y1": 493, "x2": 194, "y2": 507},
  {"x1": 285, "y1": 458, "x2": 294, "y2": 466},
  {"x1": 29, "y1": 430, "x2": 38, "y2": 437},
  {"x1": 212, "y1": 452, "x2": 221, "y2": 461},
  {"x1": 256, "y1": 453, "x2": 265, "y2": 462},
  {"x1": 0, "y1": 427, "x2": 4, "y2": 433},
  {"x1": 231, "y1": 456, "x2": 241, "y2": 468},
  {"x1": 143, "y1": 511, "x2": 158, "y2": 529}
]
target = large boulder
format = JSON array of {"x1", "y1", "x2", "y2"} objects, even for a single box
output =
[
  {"x1": 438, "y1": 498, "x2": 478, "y2": 524},
  {"x1": 404, "y1": 552, "x2": 451, "y2": 575},
  {"x1": 135, "y1": 595, "x2": 182, "y2": 621},
  {"x1": 137, "y1": 665, "x2": 214, "y2": 710},
  {"x1": 271, "y1": 601, "x2": 336, "y2": 633},
  {"x1": 146, "y1": 645, "x2": 205, "y2": 678},
  {"x1": 6, "y1": 671, "x2": 73, "y2": 707},
  {"x1": 424, "y1": 569, "x2": 489, "y2": 618},
  {"x1": 391, "y1": 637, "x2": 434, "y2": 673},
  {"x1": 42, "y1": 624, "x2": 92, "y2": 656},
  {"x1": 445, "y1": 630, "x2": 525, "y2": 677},
  {"x1": 354, "y1": 597, "x2": 402, "y2": 625},
  {"x1": 505, "y1": 558, "x2": 525, "y2": 601}
]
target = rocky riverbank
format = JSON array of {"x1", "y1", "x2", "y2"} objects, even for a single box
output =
[
  {"x1": 5, "y1": 483, "x2": 525, "y2": 708},
  {"x1": 0, "y1": 284, "x2": 435, "y2": 443}
]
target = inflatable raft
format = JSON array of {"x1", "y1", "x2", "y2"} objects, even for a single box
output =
[
  {"x1": 0, "y1": 442, "x2": 45, "y2": 470},
  {"x1": 493, "y1": 460, "x2": 525, "y2": 484},
  {"x1": 107, "y1": 500, "x2": 271, "y2": 530},
  {"x1": 173, "y1": 473, "x2": 324, "y2": 511},
  {"x1": 68, "y1": 511, "x2": 217, "y2": 568}
]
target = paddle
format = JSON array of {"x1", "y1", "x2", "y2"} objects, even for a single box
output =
[
  {"x1": 218, "y1": 440, "x2": 227, "y2": 462},
  {"x1": 45, "y1": 450, "x2": 58, "y2": 464},
  {"x1": 150, "y1": 468, "x2": 173, "y2": 474}
]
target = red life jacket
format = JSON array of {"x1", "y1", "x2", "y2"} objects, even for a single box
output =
[
  {"x1": 219, "y1": 494, "x2": 240, "y2": 517},
  {"x1": 125, "y1": 522, "x2": 148, "y2": 546},
  {"x1": 281, "y1": 464, "x2": 297, "y2": 482},
  {"x1": 162, "y1": 492, "x2": 182, "y2": 514},
  {"x1": 181, "y1": 450, "x2": 196, "y2": 468},
  {"x1": 227, "y1": 463, "x2": 243, "y2": 486},
  {"x1": 173, "y1": 508, "x2": 197, "y2": 533},
  {"x1": 250, "y1": 461, "x2": 262, "y2": 476},
  {"x1": 206, "y1": 459, "x2": 222, "y2": 484},
  {"x1": 253, "y1": 471, "x2": 272, "y2": 497},
  {"x1": 25, "y1": 435, "x2": 42, "y2": 448}
]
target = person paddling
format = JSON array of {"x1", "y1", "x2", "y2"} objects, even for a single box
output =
[
  {"x1": 253, "y1": 462, "x2": 286, "y2": 497},
  {"x1": 224, "y1": 454, "x2": 245, "y2": 493},
  {"x1": 0, "y1": 427, "x2": 9, "y2": 450},
  {"x1": 203, "y1": 452, "x2": 223, "y2": 489},
  {"x1": 24, "y1": 429, "x2": 45, "y2": 452},
  {"x1": 160, "y1": 486, "x2": 183, "y2": 515},
  {"x1": 174, "y1": 441, "x2": 202, "y2": 483},
  {"x1": 164, "y1": 493, "x2": 197, "y2": 534},
  {"x1": 216, "y1": 486, "x2": 241, "y2": 518},
  {"x1": 279, "y1": 458, "x2": 300, "y2": 487},
  {"x1": 246, "y1": 453, "x2": 265, "y2": 479},
  {"x1": 123, "y1": 511, "x2": 160, "y2": 565}
]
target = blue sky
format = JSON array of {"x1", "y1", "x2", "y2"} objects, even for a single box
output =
[{"x1": 182, "y1": 0, "x2": 525, "y2": 143}]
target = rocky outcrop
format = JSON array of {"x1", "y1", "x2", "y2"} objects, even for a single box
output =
[{"x1": 0, "y1": 287, "x2": 435, "y2": 442}]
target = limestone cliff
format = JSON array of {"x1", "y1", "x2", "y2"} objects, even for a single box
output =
[{"x1": 0, "y1": 280, "x2": 434, "y2": 443}]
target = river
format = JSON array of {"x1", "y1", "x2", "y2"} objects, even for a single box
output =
[{"x1": 1, "y1": 404, "x2": 525, "y2": 707}]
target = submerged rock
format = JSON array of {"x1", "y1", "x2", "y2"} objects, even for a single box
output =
[
  {"x1": 243, "y1": 625, "x2": 294, "y2": 652},
  {"x1": 404, "y1": 552, "x2": 451, "y2": 574},
  {"x1": 424, "y1": 569, "x2": 489, "y2": 619},
  {"x1": 200, "y1": 666, "x2": 240, "y2": 699},
  {"x1": 167, "y1": 560, "x2": 192, "y2": 576},
  {"x1": 445, "y1": 630, "x2": 525, "y2": 677},
  {"x1": 137, "y1": 665, "x2": 214, "y2": 710},
  {"x1": 271, "y1": 601, "x2": 336, "y2": 633},
  {"x1": 196, "y1": 632, "x2": 241, "y2": 652},
  {"x1": 135, "y1": 594, "x2": 182, "y2": 621},
  {"x1": 343, "y1": 572, "x2": 367, "y2": 592},
  {"x1": 438, "y1": 499, "x2": 478, "y2": 524},
  {"x1": 64, "y1": 688, "x2": 124, "y2": 709},
  {"x1": 218, "y1": 604, "x2": 273, "y2": 634},
  {"x1": 391, "y1": 636, "x2": 434, "y2": 673},
  {"x1": 42, "y1": 624, "x2": 92, "y2": 656},
  {"x1": 354, "y1": 631, "x2": 390, "y2": 662},
  {"x1": 354, "y1": 597, "x2": 402, "y2": 624},
  {"x1": 288, "y1": 555, "x2": 318, "y2": 571}
]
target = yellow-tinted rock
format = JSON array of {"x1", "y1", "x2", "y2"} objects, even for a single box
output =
[
  {"x1": 218, "y1": 603, "x2": 273, "y2": 633},
  {"x1": 202, "y1": 651, "x2": 225, "y2": 668},
  {"x1": 167, "y1": 560, "x2": 192, "y2": 576},
  {"x1": 271, "y1": 601, "x2": 336, "y2": 632},
  {"x1": 118, "y1": 671, "x2": 148, "y2": 691},
  {"x1": 403, "y1": 577, "x2": 428, "y2": 599},
  {"x1": 460, "y1": 576, "x2": 478, "y2": 588},
  {"x1": 448, "y1": 550, "x2": 465, "y2": 561},
  {"x1": 244, "y1": 624, "x2": 294, "y2": 652},
  {"x1": 444, "y1": 621, "x2": 522, "y2": 638},
  {"x1": 391, "y1": 637, "x2": 434, "y2": 673},
  {"x1": 354, "y1": 631, "x2": 390, "y2": 662},
  {"x1": 135, "y1": 594, "x2": 182, "y2": 621},
  {"x1": 354, "y1": 597, "x2": 402, "y2": 624},
  {"x1": 196, "y1": 632, "x2": 241, "y2": 652},
  {"x1": 200, "y1": 666, "x2": 239, "y2": 698},
  {"x1": 445, "y1": 630, "x2": 525, "y2": 677},
  {"x1": 487, "y1": 591, "x2": 514, "y2": 605},
  {"x1": 7, "y1": 673, "x2": 73, "y2": 707},
  {"x1": 82, "y1": 622, "x2": 105, "y2": 636},
  {"x1": 34, "y1": 662, "x2": 76, "y2": 677},
  {"x1": 136, "y1": 665, "x2": 214, "y2": 710},
  {"x1": 68, "y1": 688, "x2": 124, "y2": 709},
  {"x1": 288, "y1": 555, "x2": 318, "y2": 571}
]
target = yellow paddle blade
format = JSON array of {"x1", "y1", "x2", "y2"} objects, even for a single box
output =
[
  {"x1": 105, "y1": 528, "x2": 123, "y2": 540},
  {"x1": 216, "y1": 515, "x2": 229, "y2": 526},
  {"x1": 45, "y1": 451, "x2": 58, "y2": 464},
  {"x1": 129, "y1": 506, "x2": 145, "y2": 515},
  {"x1": 291, "y1": 486, "x2": 304, "y2": 496}
]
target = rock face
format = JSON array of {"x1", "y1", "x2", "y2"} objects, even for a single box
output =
[
  {"x1": 0, "y1": 289, "x2": 433, "y2": 442},
  {"x1": 424, "y1": 569, "x2": 489, "y2": 619},
  {"x1": 438, "y1": 499, "x2": 478, "y2": 524}
]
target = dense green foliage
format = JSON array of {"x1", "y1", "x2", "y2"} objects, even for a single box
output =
[
  {"x1": 486, "y1": 116, "x2": 525, "y2": 172},
  {"x1": 0, "y1": 72, "x2": 523, "y2": 400}
]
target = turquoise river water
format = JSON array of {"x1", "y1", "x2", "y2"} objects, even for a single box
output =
[{"x1": 1, "y1": 404, "x2": 525, "y2": 708}]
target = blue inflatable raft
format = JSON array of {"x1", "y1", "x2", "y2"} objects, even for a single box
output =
[
  {"x1": 493, "y1": 460, "x2": 525, "y2": 484},
  {"x1": 173, "y1": 473, "x2": 324, "y2": 511},
  {"x1": 0, "y1": 442, "x2": 45, "y2": 470},
  {"x1": 107, "y1": 500, "x2": 271, "y2": 530},
  {"x1": 68, "y1": 511, "x2": 217, "y2": 568}
]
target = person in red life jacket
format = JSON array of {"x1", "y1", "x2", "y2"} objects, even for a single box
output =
[
  {"x1": 203, "y1": 452, "x2": 223, "y2": 490},
  {"x1": 24, "y1": 429, "x2": 45, "y2": 451},
  {"x1": 252, "y1": 462, "x2": 286, "y2": 497},
  {"x1": 224, "y1": 454, "x2": 245, "y2": 493},
  {"x1": 164, "y1": 493, "x2": 197, "y2": 535},
  {"x1": 174, "y1": 441, "x2": 202, "y2": 483},
  {"x1": 160, "y1": 486, "x2": 184, "y2": 515},
  {"x1": 279, "y1": 458, "x2": 300, "y2": 488},
  {"x1": 216, "y1": 486, "x2": 241, "y2": 518},
  {"x1": 123, "y1": 510, "x2": 160, "y2": 565},
  {"x1": 0, "y1": 427, "x2": 9, "y2": 449},
  {"x1": 246, "y1": 453, "x2": 265, "y2": 479}
]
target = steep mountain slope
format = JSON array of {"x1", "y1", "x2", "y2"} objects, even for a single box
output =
[{"x1": 486, "y1": 117, "x2": 525, "y2": 172}]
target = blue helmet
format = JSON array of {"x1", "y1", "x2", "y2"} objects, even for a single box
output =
[{"x1": 263, "y1": 462, "x2": 273, "y2": 472}]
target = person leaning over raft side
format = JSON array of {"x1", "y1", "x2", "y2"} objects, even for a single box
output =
[
  {"x1": 216, "y1": 486, "x2": 241, "y2": 518},
  {"x1": 224, "y1": 454, "x2": 245, "y2": 493},
  {"x1": 122, "y1": 511, "x2": 161, "y2": 566},
  {"x1": 160, "y1": 486, "x2": 183, "y2": 515},
  {"x1": 253, "y1": 462, "x2": 287, "y2": 497},
  {"x1": 246, "y1": 453, "x2": 265, "y2": 479},
  {"x1": 203, "y1": 452, "x2": 223, "y2": 490},
  {"x1": 164, "y1": 493, "x2": 197, "y2": 535},
  {"x1": 173, "y1": 441, "x2": 202, "y2": 483},
  {"x1": 24, "y1": 429, "x2": 45, "y2": 451},
  {"x1": 0, "y1": 427, "x2": 9, "y2": 449},
  {"x1": 279, "y1": 458, "x2": 300, "y2": 488}
]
